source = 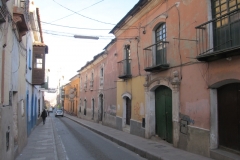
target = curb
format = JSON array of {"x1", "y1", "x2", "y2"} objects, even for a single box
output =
[{"x1": 64, "y1": 115, "x2": 162, "y2": 160}]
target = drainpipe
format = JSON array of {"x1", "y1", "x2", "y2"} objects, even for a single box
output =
[{"x1": 1, "y1": 18, "x2": 9, "y2": 104}]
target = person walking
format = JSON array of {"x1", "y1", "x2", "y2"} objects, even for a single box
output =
[{"x1": 41, "y1": 109, "x2": 47, "y2": 125}]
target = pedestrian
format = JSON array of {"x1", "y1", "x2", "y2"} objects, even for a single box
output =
[
  {"x1": 47, "y1": 110, "x2": 49, "y2": 116},
  {"x1": 41, "y1": 109, "x2": 47, "y2": 125}
]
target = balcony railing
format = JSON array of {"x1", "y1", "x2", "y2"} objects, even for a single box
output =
[
  {"x1": 100, "y1": 77, "x2": 104, "y2": 86},
  {"x1": 196, "y1": 9, "x2": 240, "y2": 61},
  {"x1": 89, "y1": 80, "x2": 93, "y2": 90},
  {"x1": 84, "y1": 82, "x2": 87, "y2": 91},
  {"x1": 117, "y1": 59, "x2": 132, "y2": 79},
  {"x1": 143, "y1": 41, "x2": 169, "y2": 72}
]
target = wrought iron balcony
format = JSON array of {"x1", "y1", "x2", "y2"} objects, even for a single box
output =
[
  {"x1": 117, "y1": 59, "x2": 132, "y2": 79},
  {"x1": 143, "y1": 41, "x2": 169, "y2": 72},
  {"x1": 84, "y1": 82, "x2": 87, "y2": 91},
  {"x1": 89, "y1": 80, "x2": 93, "y2": 90},
  {"x1": 196, "y1": 9, "x2": 240, "y2": 62},
  {"x1": 100, "y1": 77, "x2": 104, "y2": 86}
]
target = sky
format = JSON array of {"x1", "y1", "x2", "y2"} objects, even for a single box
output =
[{"x1": 33, "y1": 0, "x2": 139, "y2": 104}]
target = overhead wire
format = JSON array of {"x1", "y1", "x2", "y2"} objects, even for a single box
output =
[
  {"x1": 31, "y1": 28, "x2": 115, "y2": 39},
  {"x1": 41, "y1": 21, "x2": 111, "y2": 30},
  {"x1": 51, "y1": 0, "x2": 104, "y2": 23},
  {"x1": 52, "y1": 0, "x2": 116, "y2": 25},
  {"x1": 40, "y1": 21, "x2": 138, "y2": 31}
]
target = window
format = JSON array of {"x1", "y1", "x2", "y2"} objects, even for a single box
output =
[
  {"x1": 124, "y1": 45, "x2": 131, "y2": 75},
  {"x1": 80, "y1": 77, "x2": 82, "y2": 91},
  {"x1": 85, "y1": 75, "x2": 87, "y2": 89},
  {"x1": 125, "y1": 45, "x2": 131, "y2": 59},
  {"x1": 100, "y1": 68, "x2": 103, "y2": 77},
  {"x1": 79, "y1": 99, "x2": 82, "y2": 112},
  {"x1": 28, "y1": 49, "x2": 32, "y2": 70},
  {"x1": 212, "y1": 0, "x2": 240, "y2": 50},
  {"x1": 76, "y1": 84, "x2": 78, "y2": 97},
  {"x1": 100, "y1": 67, "x2": 104, "y2": 86},
  {"x1": 155, "y1": 23, "x2": 166, "y2": 65},
  {"x1": 90, "y1": 72, "x2": 94, "y2": 88},
  {"x1": 84, "y1": 99, "x2": 87, "y2": 115},
  {"x1": 34, "y1": 54, "x2": 43, "y2": 69}
]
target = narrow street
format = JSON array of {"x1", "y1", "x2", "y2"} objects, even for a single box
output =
[
  {"x1": 16, "y1": 112, "x2": 213, "y2": 160},
  {"x1": 52, "y1": 114, "x2": 146, "y2": 160}
]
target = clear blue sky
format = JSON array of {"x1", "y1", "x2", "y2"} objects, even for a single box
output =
[{"x1": 33, "y1": 0, "x2": 139, "y2": 104}]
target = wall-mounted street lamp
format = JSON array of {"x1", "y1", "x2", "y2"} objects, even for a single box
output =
[{"x1": 74, "y1": 35, "x2": 99, "y2": 40}]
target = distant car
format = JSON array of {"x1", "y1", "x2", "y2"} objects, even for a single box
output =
[
  {"x1": 55, "y1": 110, "x2": 63, "y2": 117},
  {"x1": 48, "y1": 107, "x2": 53, "y2": 112}
]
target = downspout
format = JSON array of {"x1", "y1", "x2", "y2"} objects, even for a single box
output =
[
  {"x1": 1, "y1": 18, "x2": 9, "y2": 104},
  {"x1": 36, "y1": 8, "x2": 43, "y2": 43}
]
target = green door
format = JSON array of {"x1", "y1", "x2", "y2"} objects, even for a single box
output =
[{"x1": 155, "y1": 86, "x2": 173, "y2": 143}]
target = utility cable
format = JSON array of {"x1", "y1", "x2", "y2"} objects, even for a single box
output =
[
  {"x1": 41, "y1": 21, "x2": 111, "y2": 30},
  {"x1": 52, "y1": 0, "x2": 116, "y2": 25},
  {"x1": 51, "y1": 0, "x2": 104, "y2": 23}
]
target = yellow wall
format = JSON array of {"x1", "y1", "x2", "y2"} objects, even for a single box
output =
[
  {"x1": 64, "y1": 76, "x2": 80, "y2": 115},
  {"x1": 117, "y1": 76, "x2": 145, "y2": 122}
]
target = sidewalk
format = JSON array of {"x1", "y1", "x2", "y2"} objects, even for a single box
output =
[
  {"x1": 16, "y1": 117, "x2": 59, "y2": 160},
  {"x1": 64, "y1": 113, "x2": 212, "y2": 160}
]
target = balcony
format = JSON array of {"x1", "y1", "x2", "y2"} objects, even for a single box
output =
[
  {"x1": 89, "y1": 80, "x2": 93, "y2": 91},
  {"x1": 84, "y1": 82, "x2": 87, "y2": 91},
  {"x1": 13, "y1": 6, "x2": 29, "y2": 41},
  {"x1": 32, "y1": 44, "x2": 47, "y2": 85},
  {"x1": 143, "y1": 41, "x2": 169, "y2": 72},
  {"x1": 196, "y1": 9, "x2": 240, "y2": 62},
  {"x1": 100, "y1": 77, "x2": 104, "y2": 86},
  {"x1": 117, "y1": 59, "x2": 132, "y2": 79}
]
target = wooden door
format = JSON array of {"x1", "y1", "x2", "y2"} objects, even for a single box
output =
[
  {"x1": 92, "y1": 99, "x2": 94, "y2": 119},
  {"x1": 99, "y1": 95, "x2": 103, "y2": 121},
  {"x1": 155, "y1": 86, "x2": 173, "y2": 143},
  {"x1": 126, "y1": 97, "x2": 131, "y2": 125},
  {"x1": 218, "y1": 83, "x2": 240, "y2": 151}
]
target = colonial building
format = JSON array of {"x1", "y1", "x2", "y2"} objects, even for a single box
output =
[
  {"x1": 77, "y1": 40, "x2": 118, "y2": 128},
  {"x1": 63, "y1": 74, "x2": 80, "y2": 116},
  {"x1": 0, "y1": 0, "x2": 47, "y2": 159},
  {"x1": 109, "y1": 0, "x2": 240, "y2": 159}
]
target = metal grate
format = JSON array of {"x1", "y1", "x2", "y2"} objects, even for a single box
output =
[{"x1": 117, "y1": 59, "x2": 132, "y2": 79}]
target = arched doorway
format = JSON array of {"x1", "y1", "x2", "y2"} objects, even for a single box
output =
[
  {"x1": 218, "y1": 83, "x2": 240, "y2": 151},
  {"x1": 99, "y1": 94, "x2": 103, "y2": 121},
  {"x1": 155, "y1": 85, "x2": 173, "y2": 143}
]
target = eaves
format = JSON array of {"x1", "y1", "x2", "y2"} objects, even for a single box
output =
[{"x1": 110, "y1": 0, "x2": 163, "y2": 37}]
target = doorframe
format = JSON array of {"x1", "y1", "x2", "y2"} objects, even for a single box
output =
[
  {"x1": 209, "y1": 79, "x2": 240, "y2": 149},
  {"x1": 91, "y1": 98, "x2": 95, "y2": 120},
  {"x1": 122, "y1": 92, "x2": 132, "y2": 128},
  {"x1": 98, "y1": 93, "x2": 104, "y2": 122},
  {"x1": 145, "y1": 78, "x2": 180, "y2": 147}
]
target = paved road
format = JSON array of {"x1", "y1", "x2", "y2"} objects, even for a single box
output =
[{"x1": 53, "y1": 115, "x2": 146, "y2": 160}]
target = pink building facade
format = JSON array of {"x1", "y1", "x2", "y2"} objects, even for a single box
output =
[
  {"x1": 78, "y1": 40, "x2": 118, "y2": 128},
  {"x1": 110, "y1": 0, "x2": 240, "y2": 159}
]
